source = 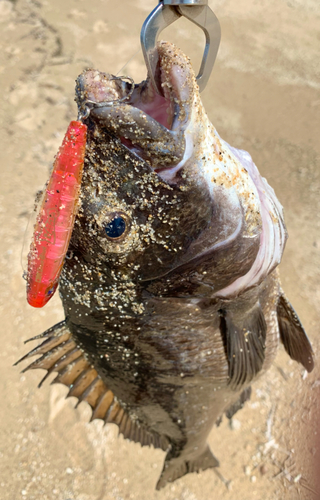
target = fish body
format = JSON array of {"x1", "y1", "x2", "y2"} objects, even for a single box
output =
[{"x1": 20, "y1": 42, "x2": 314, "y2": 489}]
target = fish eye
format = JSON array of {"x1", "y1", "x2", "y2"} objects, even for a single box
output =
[
  {"x1": 104, "y1": 212, "x2": 130, "y2": 241},
  {"x1": 105, "y1": 217, "x2": 125, "y2": 238}
]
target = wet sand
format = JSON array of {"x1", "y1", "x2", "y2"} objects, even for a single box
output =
[{"x1": 0, "y1": 0, "x2": 319, "y2": 499}]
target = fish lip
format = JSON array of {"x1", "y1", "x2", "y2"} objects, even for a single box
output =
[
  {"x1": 75, "y1": 69, "x2": 131, "y2": 115},
  {"x1": 75, "y1": 42, "x2": 196, "y2": 175},
  {"x1": 129, "y1": 41, "x2": 195, "y2": 132},
  {"x1": 75, "y1": 57, "x2": 174, "y2": 131}
]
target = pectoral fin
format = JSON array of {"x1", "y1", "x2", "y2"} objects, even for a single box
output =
[
  {"x1": 277, "y1": 293, "x2": 314, "y2": 372},
  {"x1": 219, "y1": 303, "x2": 266, "y2": 390}
]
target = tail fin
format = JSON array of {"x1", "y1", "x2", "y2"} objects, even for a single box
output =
[{"x1": 156, "y1": 445, "x2": 219, "y2": 490}]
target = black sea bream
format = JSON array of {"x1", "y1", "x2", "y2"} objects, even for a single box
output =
[{"x1": 18, "y1": 42, "x2": 314, "y2": 489}]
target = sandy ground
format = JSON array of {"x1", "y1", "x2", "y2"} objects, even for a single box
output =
[{"x1": 1, "y1": 0, "x2": 320, "y2": 499}]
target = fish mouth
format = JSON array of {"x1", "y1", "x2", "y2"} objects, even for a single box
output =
[
  {"x1": 76, "y1": 42, "x2": 197, "y2": 178},
  {"x1": 128, "y1": 41, "x2": 193, "y2": 130}
]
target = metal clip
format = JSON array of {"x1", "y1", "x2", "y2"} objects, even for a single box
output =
[{"x1": 140, "y1": 0, "x2": 221, "y2": 94}]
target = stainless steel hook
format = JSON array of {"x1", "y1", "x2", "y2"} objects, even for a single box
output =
[{"x1": 140, "y1": 0, "x2": 221, "y2": 94}]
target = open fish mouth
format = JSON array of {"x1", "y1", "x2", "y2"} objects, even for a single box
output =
[
  {"x1": 75, "y1": 41, "x2": 197, "y2": 178},
  {"x1": 75, "y1": 41, "x2": 288, "y2": 295}
]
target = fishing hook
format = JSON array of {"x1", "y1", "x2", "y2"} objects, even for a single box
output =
[{"x1": 82, "y1": 76, "x2": 135, "y2": 117}]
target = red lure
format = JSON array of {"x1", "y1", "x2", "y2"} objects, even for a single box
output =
[{"x1": 27, "y1": 121, "x2": 87, "y2": 308}]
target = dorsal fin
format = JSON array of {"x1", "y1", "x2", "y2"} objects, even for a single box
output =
[
  {"x1": 219, "y1": 303, "x2": 266, "y2": 390},
  {"x1": 15, "y1": 320, "x2": 168, "y2": 451},
  {"x1": 277, "y1": 292, "x2": 314, "y2": 372}
]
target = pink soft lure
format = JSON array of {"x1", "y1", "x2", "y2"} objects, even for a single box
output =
[{"x1": 27, "y1": 121, "x2": 87, "y2": 308}]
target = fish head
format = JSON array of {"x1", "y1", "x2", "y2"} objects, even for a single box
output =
[{"x1": 61, "y1": 41, "x2": 286, "y2": 319}]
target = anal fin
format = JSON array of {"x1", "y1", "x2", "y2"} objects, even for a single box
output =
[
  {"x1": 187, "y1": 446, "x2": 219, "y2": 473},
  {"x1": 225, "y1": 386, "x2": 252, "y2": 420},
  {"x1": 156, "y1": 446, "x2": 219, "y2": 490},
  {"x1": 277, "y1": 292, "x2": 314, "y2": 372},
  {"x1": 16, "y1": 320, "x2": 168, "y2": 451}
]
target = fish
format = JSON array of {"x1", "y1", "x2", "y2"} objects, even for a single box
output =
[{"x1": 17, "y1": 41, "x2": 314, "y2": 489}]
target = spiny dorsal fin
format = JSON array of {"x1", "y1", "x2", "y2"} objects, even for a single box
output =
[
  {"x1": 277, "y1": 292, "x2": 314, "y2": 373},
  {"x1": 219, "y1": 303, "x2": 266, "y2": 390},
  {"x1": 15, "y1": 320, "x2": 168, "y2": 451}
]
